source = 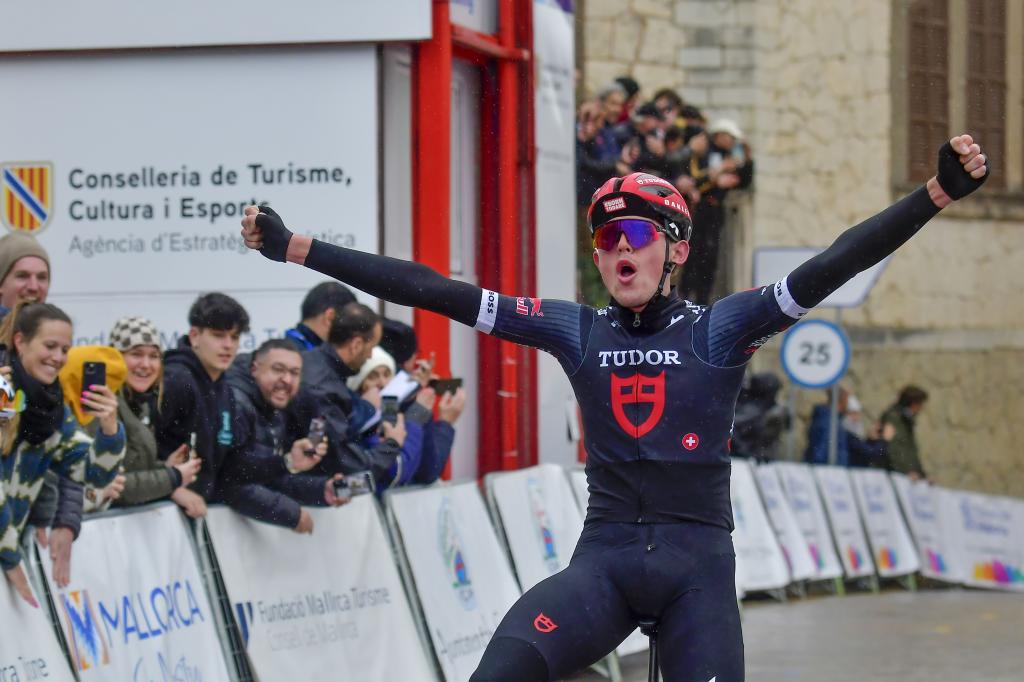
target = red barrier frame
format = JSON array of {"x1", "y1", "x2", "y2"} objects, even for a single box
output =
[{"x1": 412, "y1": 0, "x2": 537, "y2": 477}]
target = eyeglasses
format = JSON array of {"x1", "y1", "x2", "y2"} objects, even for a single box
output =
[{"x1": 592, "y1": 219, "x2": 660, "y2": 251}]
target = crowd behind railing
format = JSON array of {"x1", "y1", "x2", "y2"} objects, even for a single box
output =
[
  {"x1": 0, "y1": 231, "x2": 467, "y2": 607},
  {"x1": 576, "y1": 75, "x2": 754, "y2": 304}
]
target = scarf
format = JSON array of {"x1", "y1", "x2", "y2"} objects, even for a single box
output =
[{"x1": 12, "y1": 357, "x2": 65, "y2": 445}]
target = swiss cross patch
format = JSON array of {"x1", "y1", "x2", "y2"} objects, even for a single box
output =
[
  {"x1": 682, "y1": 433, "x2": 700, "y2": 450},
  {"x1": 603, "y1": 197, "x2": 626, "y2": 212}
]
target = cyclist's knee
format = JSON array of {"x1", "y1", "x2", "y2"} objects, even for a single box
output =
[{"x1": 469, "y1": 637, "x2": 550, "y2": 682}]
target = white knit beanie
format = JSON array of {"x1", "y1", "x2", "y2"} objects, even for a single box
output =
[{"x1": 347, "y1": 346, "x2": 397, "y2": 392}]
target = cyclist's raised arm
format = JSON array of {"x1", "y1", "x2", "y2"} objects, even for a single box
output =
[{"x1": 241, "y1": 207, "x2": 589, "y2": 371}]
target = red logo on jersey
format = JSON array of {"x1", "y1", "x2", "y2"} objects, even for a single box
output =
[
  {"x1": 611, "y1": 372, "x2": 665, "y2": 438},
  {"x1": 516, "y1": 297, "x2": 543, "y2": 317},
  {"x1": 682, "y1": 433, "x2": 700, "y2": 450},
  {"x1": 534, "y1": 613, "x2": 558, "y2": 633}
]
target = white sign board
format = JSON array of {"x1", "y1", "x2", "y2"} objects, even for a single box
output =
[
  {"x1": 40, "y1": 504, "x2": 231, "y2": 681},
  {"x1": 945, "y1": 491, "x2": 1024, "y2": 592},
  {"x1": 204, "y1": 500, "x2": 435, "y2": 681},
  {"x1": 486, "y1": 464, "x2": 584, "y2": 590},
  {"x1": 0, "y1": 47, "x2": 378, "y2": 345},
  {"x1": 814, "y1": 466, "x2": 875, "y2": 578},
  {"x1": 533, "y1": 0, "x2": 579, "y2": 469},
  {"x1": 774, "y1": 463, "x2": 843, "y2": 580},
  {"x1": 730, "y1": 459, "x2": 791, "y2": 591},
  {"x1": 850, "y1": 469, "x2": 920, "y2": 577},
  {"x1": 890, "y1": 475, "x2": 964, "y2": 583},
  {"x1": 753, "y1": 248, "x2": 889, "y2": 307},
  {"x1": 388, "y1": 483, "x2": 521, "y2": 682},
  {"x1": 780, "y1": 320, "x2": 850, "y2": 389},
  {"x1": 0, "y1": 576, "x2": 76, "y2": 682},
  {"x1": 0, "y1": 1, "x2": 431, "y2": 51},
  {"x1": 753, "y1": 463, "x2": 817, "y2": 582}
]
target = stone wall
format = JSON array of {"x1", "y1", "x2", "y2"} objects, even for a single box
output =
[{"x1": 579, "y1": 0, "x2": 1024, "y2": 497}]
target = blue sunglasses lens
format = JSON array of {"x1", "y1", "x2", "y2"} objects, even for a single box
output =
[{"x1": 593, "y1": 220, "x2": 658, "y2": 251}]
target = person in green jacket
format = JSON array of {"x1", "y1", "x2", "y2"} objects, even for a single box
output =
[{"x1": 880, "y1": 385, "x2": 929, "y2": 480}]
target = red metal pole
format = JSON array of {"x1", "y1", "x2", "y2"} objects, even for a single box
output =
[{"x1": 412, "y1": 1, "x2": 452, "y2": 380}]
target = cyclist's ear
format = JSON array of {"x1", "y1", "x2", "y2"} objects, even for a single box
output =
[{"x1": 670, "y1": 240, "x2": 690, "y2": 267}]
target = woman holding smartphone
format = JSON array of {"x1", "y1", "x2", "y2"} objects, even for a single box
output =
[{"x1": 0, "y1": 302, "x2": 125, "y2": 606}]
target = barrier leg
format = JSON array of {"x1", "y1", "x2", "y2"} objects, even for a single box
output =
[
  {"x1": 589, "y1": 653, "x2": 623, "y2": 682},
  {"x1": 832, "y1": 577, "x2": 846, "y2": 597},
  {"x1": 898, "y1": 573, "x2": 918, "y2": 592}
]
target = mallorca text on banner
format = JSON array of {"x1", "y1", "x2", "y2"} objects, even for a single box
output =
[{"x1": 38, "y1": 504, "x2": 231, "y2": 681}]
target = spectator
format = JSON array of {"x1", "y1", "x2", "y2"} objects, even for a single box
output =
[
  {"x1": 0, "y1": 302, "x2": 125, "y2": 604},
  {"x1": 576, "y1": 97, "x2": 633, "y2": 206},
  {"x1": 613, "y1": 102, "x2": 671, "y2": 178},
  {"x1": 880, "y1": 385, "x2": 929, "y2": 479},
  {"x1": 680, "y1": 118, "x2": 754, "y2": 303},
  {"x1": 0, "y1": 237, "x2": 85, "y2": 593},
  {"x1": 224, "y1": 339, "x2": 344, "y2": 533},
  {"x1": 0, "y1": 233, "x2": 50, "y2": 315},
  {"x1": 804, "y1": 386, "x2": 852, "y2": 466},
  {"x1": 154, "y1": 293, "x2": 250, "y2": 509},
  {"x1": 58, "y1": 346, "x2": 129, "y2": 512},
  {"x1": 613, "y1": 76, "x2": 640, "y2": 123},
  {"x1": 679, "y1": 104, "x2": 707, "y2": 128},
  {"x1": 651, "y1": 88, "x2": 684, "y2": 129},
  {"x1": 99, "y1": 317, "x2": 202, "y2": 514},
  {"x1": 292, "y1": 302, "x2": 406, "y2": 482},
  {"x1": 284, "y1": 281, "x2": 357, "y2": 350},
  {"x1": 379, "y1": 318, "x2": 420, "y2": 374},
  {"x1": 844, "y1": 394, "x2": 894, "y2": 469},
  {"x1": 596, "y1": 83, "x2": 627, "y2": 131},
  {"x1": 348, "y1": 346, "x2": 463, "y2": 488},
  {"x1": 731, "y1": 372, "x2": 790, "y2": 462}
]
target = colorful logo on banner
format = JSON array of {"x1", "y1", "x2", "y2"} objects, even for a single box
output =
[
  {"x1": 808, "y1": 543, "x2": 823, "y2": 570},
  {"x1": 846, "y1": 546, "x2": 863, "y2": 571},
  {"x1": 1, "y1": 162, "x2": 53, "y2": 234},
  {"x1": 926, "y1": 549, "x2": 948, "y2": 575},
  {"x1": 438, "y1": 496, "x2": 476, "y2": 610},
  {"x1": 60, "y1": 590, "x2": 111, "y2": 672},
  {"x1": 876, "y1": 547, "x2": 897, "y2": 570},
  {"x1": 972, "y1": 560, "x2": 1024, "y2": 585},
  {"x1": 526, "y1": 477, "x2": 560, "y2": 573}
]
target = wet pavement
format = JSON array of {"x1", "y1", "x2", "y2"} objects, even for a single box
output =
[{"x1": 568, "y1": 588, "x2": 1024, "y2": 681}]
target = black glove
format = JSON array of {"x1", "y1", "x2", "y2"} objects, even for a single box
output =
[
  {"x1": 935, "y1": 140, "x2": 988, "y2": 201},
  {"x1": 253, "y1": 205, "x2": 294, "y2": 262}
]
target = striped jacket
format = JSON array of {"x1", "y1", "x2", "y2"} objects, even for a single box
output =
[{"x1": 0, "y1": 406, "x2": 125, "y2": 570}]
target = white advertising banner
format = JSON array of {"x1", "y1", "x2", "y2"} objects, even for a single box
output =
[
  {"x1": 486, "y1": 464, "x2": 584, "y2": 590},
  {"x1": 39, "y1": 504, "x2": 230, "y2": 681},
  {"x1": 773, "y1": 463, "x2": 843, "y2": 580},
  {"x1": 945, "y1": 491, "x2": 1024, "y2": 592},
  {"x1": 850, "y1": 469, "x2": 920, "y2": 577},
  {"x1": 533, "y1": 0, "x2": 578, "y2": 469},
  {"x1": 204, "y1": 500, "x2": 435, "y2": 681},
  {"x1": 387, "y1": 483, "x2": 521, "y2": 682},
  {"x1": 890, "y1": 475, "x2": 964, "y2": 583},
  {"x1": 753, "y1": 464, "x2": 816, "y2": 582},
  {"x1": 0, "y1": 1, "x2": 431, "y2": 51},
  {"x1": 569, "y1": 468, "x2": 589, "y2": 513},
  {"x1": 0, "y1": 578, "x2": 76, "y2": 682},
  {"x1": 730, "y1": 460, "x2": 791, "y2": 591},
  {"x1": 813, "y1": 466, "x2": 875, "y2": 578},
  {"x1": 0, "y1": 47, "x2": 377, "y2": 345}
]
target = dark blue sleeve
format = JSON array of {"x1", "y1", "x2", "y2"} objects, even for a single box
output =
[
  {"x1": 414, "y1": 420, "x2": 455, "y2": 485},
  {"x1": 473, "y1": 290, "x2": 592, "y2": 374},
  {"x1": 692, "y1": 284, "x2": 797, "y2": 367}
]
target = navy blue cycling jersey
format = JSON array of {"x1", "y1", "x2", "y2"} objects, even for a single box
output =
[{"x1": 473, "y1": 282, "x2": 805, "y2": 529}]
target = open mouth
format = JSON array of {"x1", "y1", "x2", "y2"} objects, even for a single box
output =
[{"x1": 617, "y1": 260, "x2": 637, "y2": 283}]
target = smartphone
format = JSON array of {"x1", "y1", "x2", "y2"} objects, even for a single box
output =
[
  {"x1": 306, "y1": 417, "x2": 326, "y2": 454},
  {"x1": 187, "y1": 431, "x2": 197, "y2": 461},
  {"x1": 429, "y1": 377, "x2": 463, "y2": 396},
  {"x1": 333, "y1": 471, "x2": 375, "y2": 501},
  {"x1": 381, "y1": 396, "x2": 400, "y2": 425},
  {"x1": 82, "y1": 361, "x2": 107, "y2": 412}
]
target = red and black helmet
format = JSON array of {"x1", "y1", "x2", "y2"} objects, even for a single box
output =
[{"x1": 587, "y1": 172, "x2": 693, "y2": 242}]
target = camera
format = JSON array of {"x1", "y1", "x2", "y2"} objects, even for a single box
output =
[{"x1": 333, "y1": 471, "x2": 375, "y2": 501}]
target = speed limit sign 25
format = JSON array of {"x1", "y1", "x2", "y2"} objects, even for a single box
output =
[{"x1": 780, "y1": 320, "x2": 850, "y2": 389}]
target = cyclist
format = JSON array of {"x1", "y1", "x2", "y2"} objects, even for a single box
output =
[{"x1": 241, "y1": 135, "x2": 987, "y2": 681}]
